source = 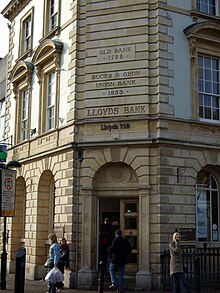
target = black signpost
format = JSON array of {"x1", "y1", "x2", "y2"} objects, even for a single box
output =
[{"x1": 0, "y1": 154, "x2": 21, "y2": 290}]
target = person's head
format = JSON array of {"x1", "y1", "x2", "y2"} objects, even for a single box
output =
[
  {"x1": 172, "y1": 232, "x2": 181, "y2": 242},
  {"x1": 48, "y1": 233, "x2": 57, "y2": 244},
  {"x1": 61, "y1": 237, "x2": 67, "y2": 245},
  {"x1": 115, "y1": 229, "x2": 122, "y2": 237},
  {"x1": 104, "y1": 218, "x2": 110, "y2": 224},
  {"x1": 112, "y1": 220, "x2": 118, "y2": 226}
]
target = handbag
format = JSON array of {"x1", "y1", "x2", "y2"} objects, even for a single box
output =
[
  {"x1": 45, "y1": 267, "x2": 64, "y2": 284},
  {"x1": 44, "y1": 259, "x2": 53, "y2": 268}
]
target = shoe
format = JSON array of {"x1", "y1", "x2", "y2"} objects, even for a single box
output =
[
  {"x1": 57, "y1": 282, "x2": 64, "y2": 292},
  {"x1": 109, "y1": 284, "x2": 116, "y2": 289}
]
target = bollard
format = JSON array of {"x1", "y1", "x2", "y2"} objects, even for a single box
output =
[
  {"x1": 194, "y1": 255, "x2": 201, "y2": 293},
  {"x1": 98, "y1": 261, "x2": 105, "y2": 293},
  {"x1": 14, "y1": 247, "x2": 26, "y2": 293}
]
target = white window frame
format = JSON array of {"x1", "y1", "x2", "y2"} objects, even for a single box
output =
[
  {"x1": 196, "y1": 172, "x2": 219, "y2": 243},
  {"x1": 23, "y1": 16, "x2": 31, "y2": 52},
  {"x1": 0, "y1": 99, "x2": 5, "y2": 140},
  {"x1": 198, "y1": 55, "x2": 220, "y2": 122},
  {"x1": 20, "y1": 89, "x2": 29, "y2": 141},
  {"x1": 46, "y1": 71, "x2": 56, "y2": 131},
  {"x1": 196, "y1": 0, "x2": 219, "y2": 16},
  {"x1": 19, "y1": 8, "x2": 34, "y2": 57},
  {"x1": 49, "y1": 0, "x2": 58, "y2": 31}
]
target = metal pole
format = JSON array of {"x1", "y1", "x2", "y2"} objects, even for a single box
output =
[
  {"x1": 194, "y1": 255, "x2": 201, "y2": 293},
  {"x1": 1, "y1": 216, "x2": 7, "y2": 289},
  {"x1": 98, "y1": 261, "x2": 105, "y2": 293}
]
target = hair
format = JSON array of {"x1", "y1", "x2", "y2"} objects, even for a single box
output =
[
  {"x1": 172, "y1": 232, "x2": 181, "y2": 241},
  {"x1": 48, "y1": 233, "x2": 57, "y2": 244},
  {"x1": 115, "y1": 229, "x2": 122, "y2": 236},
  {"x1": 61, "y1": 237, "x2": 67, "y2": 243}
]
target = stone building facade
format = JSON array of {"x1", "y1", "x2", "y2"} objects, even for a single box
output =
[{"x1": 2, "y1": 0, "x2": 220, "y2": 290}]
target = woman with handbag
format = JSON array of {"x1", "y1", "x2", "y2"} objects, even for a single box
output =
[{"x1": 46, "y1": 233, "x2": 62, "y2": 293}]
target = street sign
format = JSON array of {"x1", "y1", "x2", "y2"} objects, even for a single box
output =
[
  {"x1": 0, "y1": 144, "x2": 7, "y2": 162},
  {"x1": 0, "y1": 169, "x2": 16, "y2": 217}
]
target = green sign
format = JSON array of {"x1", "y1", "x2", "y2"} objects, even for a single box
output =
[{"x1": 0, "y1": 145, "x2": 7, "y2": 162}]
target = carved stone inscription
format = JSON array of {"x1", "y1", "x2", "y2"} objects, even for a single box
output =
[
  {"x1": 97, "y1": 45, "x2": 136, "y2": 63},
  {"x1": 87, "y1": 104, "x2": 147, "y2": 117},
  {"x1": 86, "y1": 45, "x2": 148, "y2": 118},
  {"x1": 90, "y1": 69, "x2": 145, "y2": 97}
]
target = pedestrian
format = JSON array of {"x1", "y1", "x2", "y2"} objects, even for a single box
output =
[
  {"x1": 46, "y1": 233, "x2": 63, "y2": 293},
  {"x1": 108, "y1": 229, "x2": 132, "y2": 293},
  {"x1": 169, "y1": 232, "x2": 191, "y2": 293},
  {"x1": 59, "y1": 237, "x2": 70, "y2": 273},
  {"x1": 99, "y1": 217, "x2": 114, "y2": 272}
]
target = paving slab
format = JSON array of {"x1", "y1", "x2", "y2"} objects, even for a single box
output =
[{"x1": 3, "y1": 274, "x2": 218, "y2": 293}]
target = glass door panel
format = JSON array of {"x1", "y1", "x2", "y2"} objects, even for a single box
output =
[{"x1": 120, "y1": 199, "x2": 138, "y2": 272}]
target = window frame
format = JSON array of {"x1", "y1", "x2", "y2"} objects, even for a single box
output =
[
  {"x1": 20, "y1": 88, "x2": 29, "y2": 141},
  {"x1": 184, "y1": 21, "x2": 220, "y2": 121},
  {"x1": 0, "y1": 98, "x2": 6, "y2": 141},
  {"x1": 195, "y1": 0, "x2": 218, "y2": 16},
  {"x1": 32, "y1": 39, "x2": 63, "y2": 134},
  {"x1": 198, "y1": 55, "x2": 220, "y2": 121},
  {"x1": 42, "y1": 0, "x2": 61, "y2": 39},
  {"x1": 196, "y1": 171, "x2": 219, "y2": 243},
  {"x1": 9, "y1": 61, "x2": 33, "y2": 144},
  {"x1": 45, "y1": 70, "x2": 56, "y2": 131},
  {"x1": 19, "y1": 7, "x2": 34, "y2": 58}
]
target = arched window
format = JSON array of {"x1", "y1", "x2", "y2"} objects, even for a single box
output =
[
  {"x1": 184, "y1": 21, "x2": 220, "y2": 121},
  {"x1": 32, "y1": 39, "x2": 63, "y2": 134},
  {"x1": 196, "y1": 171, "x2": 219, "y2": 242},
  {"x1": 9, "y1": 60, "x2": 34, "y2": 143}
]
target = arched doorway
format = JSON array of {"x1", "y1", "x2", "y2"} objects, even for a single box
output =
[
  {"x1": 94, "y1": 162, "x2": 139, "y2": 274},
  {"x1": 78, "y1": 160, "x2": 151, "y2": 290},
  {"x1": 35, "y1": 170, "x2": 55, "y2": 278}
]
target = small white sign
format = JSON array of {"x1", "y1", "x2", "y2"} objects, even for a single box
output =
[{"x1": 0, "y1": 169, "x2": 16, "y2": 217}]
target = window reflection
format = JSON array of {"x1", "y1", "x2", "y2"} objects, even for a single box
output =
[
  {"x1": 125, "y1": 203, "x2": 137, "y2": 213},
  {"x1": 125, "y1": 217, "x2": 137, "y2": 229}
]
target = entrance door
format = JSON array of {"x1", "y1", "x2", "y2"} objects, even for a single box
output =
[
  {"x1": 120, "y1": 199, "x2": 138, "y2": 272},
  {"x1": 98, "y1": 198, "x2": 138, "y2": 272}
]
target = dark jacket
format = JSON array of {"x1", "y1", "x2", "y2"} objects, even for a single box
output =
[{"x1": 109, "y1": 235, "x2": 132, "y2": 264}]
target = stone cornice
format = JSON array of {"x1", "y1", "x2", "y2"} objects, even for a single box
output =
[{"x1": 1, "y1": 0, "x2": 31, "y2": 22}]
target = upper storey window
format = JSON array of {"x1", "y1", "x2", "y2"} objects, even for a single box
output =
[
  {"x1": 32, "y1": 39, "x2": 63, "y2": 134},
  {"x1": 49, "y1": 0, "x2": 58, "y2": 31},
  {"x1": 21, "y1": 89, "x2": 29, "y2": 141},
  {"x1": 24, "y1": 17, "x2": 31, "y2": 51},
  {"x1": 19, "y1": 8, "x2": 34, "y2": 58},
  {"x1": 196, "y1": 0, "x2": 217, "y2": 15},
  {"x1": 46, "y1": 71, "x2": 56, "y2": 131},
  {"x1": 0, "y1": 99, "x2": 5, "y2": 141},
  {"x1": 198, "y1": 55, "x2": 220, "y2": 121},
  {"x1": 43, "y1": 0, "x2": 60, "y2": 38},
  {"x1": 9, "y1": 61, "x2": 34, "y2": 144},
  {"x1": 184, "y1": 21, "x2": 220, "y2": 122}
]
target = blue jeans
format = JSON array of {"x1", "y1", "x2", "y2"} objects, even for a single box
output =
[
  {"x1": 172, "y1": 272, "x2": 191, "y2": 293},
  {"x1": 109, "y1": 262, "x2": 125, "y2": 291}
]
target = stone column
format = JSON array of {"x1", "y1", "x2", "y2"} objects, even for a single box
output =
[
  {"x1": 136, "y1": 184, "x2": 152, "y2": 290},
  {"x1": 77, "y1": 187, "x2": 97, "y2": 289}
]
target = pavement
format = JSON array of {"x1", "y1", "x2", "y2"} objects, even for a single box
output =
[
  {"x1": 3, "y1": 274, "x2": 219, "y2": 293},
  {"x1": 2, "y1": 274, "x2": 164, "y2": 293}
]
